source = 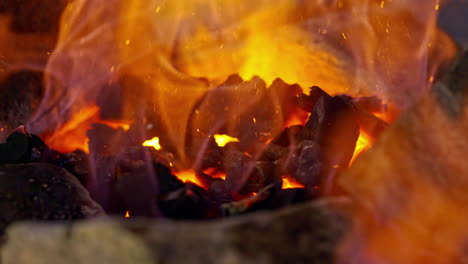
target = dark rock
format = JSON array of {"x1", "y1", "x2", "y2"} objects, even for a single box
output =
[{"x1": 0, "y1": 163, "x2": 104, "y2": 235}]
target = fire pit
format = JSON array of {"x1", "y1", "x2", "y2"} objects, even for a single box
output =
[{"x1": 0, "y1": 0, "x2": 467, "y2": 263}]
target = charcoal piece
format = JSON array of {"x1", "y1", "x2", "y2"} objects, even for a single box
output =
[
  {"x1": 159, "y1": 183, "x2": 212, "y2": 220},
  {"x1": 221, "y1": 184, "x2": 277, "y2": 217},
  {"x1": 301, "y1": 95, "x2": 360, "y2": 193},
  {"x1": 284, "y1": 140, "x2": 322, "y2": 187},
  {"x1": 271, "y1": 125, "x2": 303, "y2": 147},
  {"x1": 0, "y1": 132, "x2": 30, "y2": 164},
  {"x1": 0, "y1": 163, "x2": 104, "y2": 235},
  {"x1": 224, "y1": 149, "x2": 254, "y2": 192},
  {"x1": 153, "y1": 162, "x2": 185, "y2": 195},
  {"x1": 296, "y1": 86, "x2": 329, "y2": 113},
  {"x1": 55, "y1": 150, "x2": 89, "y2": 186},
  {"x1": 245, "y1": 187, "x2": 313, "y2": 213},
  {"x1": 209, "y1": 180, "x2": 232, "y2": 205},
  {"x1": 198, "y1": 139, "x2": 224, "y2": 172},
  {"x1": 114, "y1": 154, "x2": 183, "y2": 217},
  {"x1": 259, "y1": 144, "x2": 289, "y2": 162},
  {"x1": 186, "y1": 75, "x2": 302, "y2": 161},
  {"x1": 239, "y1": 161, "x2": 281, "y2": 194}
]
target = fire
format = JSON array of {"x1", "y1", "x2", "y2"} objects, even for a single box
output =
[
  {"x1": 42, "y1": 105, "x2": 132, "y2": 153},
  {"x1": 174, "y1": 170, "x2": 208, "y2": 189},
  {"x1": 350, "y1": 130, "x2": 373, "y2": 165},
  {"x1": 142, "y1": 137, "x2": 162, "y2": 150},
  {"x1": 44, "y1": 105, "x2": 99, "y2": 153},
  {"x1": 124, "y1": 211, "x2": 130, "y2": 218},
  {"x1": 213, "y1": 134, "x2": 240, "y2": 147},
  {"x1": 282, "y1": 176, "x2": 305, "y2": 189}
]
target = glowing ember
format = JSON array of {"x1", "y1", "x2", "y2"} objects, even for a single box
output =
[
  {"x1": 202, "y1": 168, "x2": 226, "y2": 180},
  {"x1": 97, "y1": 120, "x2": 131, "y2": 131},
  {"x1": 124, "y1": 211, "x2": 130, "y2": 218},
  {"x1": 350, "y1": 130, "x2": 373, "y2": 165},
  {"x1": 174, "y1": 170, "x2": 208, "y2": 189},
  {"x1": 282, "y1": 176, "x2": 305, "y2": 189},
  {"x1": 213, "y1": 134, "x2": 240, "y2": 147},
  {"x1": 142, "y1": 137, "x2": 162, "y2": 150}
]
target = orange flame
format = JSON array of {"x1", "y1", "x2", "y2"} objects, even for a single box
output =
[
  {"x1": 282, "y1": 176, "x2": 305, "y2": 189},
  {"x1": 213, "y1": 134, "x2": 240, "y2": 147},
  {"x1": 43, "y1": 105, "x2": 132, "y2": 153},
  {"x1": 124, "y1": 210, "x2": 130, "y2": 218},
  {"x1": 142, "y1": 137, "x2": 162, "y2": 150}
]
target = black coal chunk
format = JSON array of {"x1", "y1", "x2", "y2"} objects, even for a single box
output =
[
  {"x1": 0, "y1": 130, "x2": 52, "y2": 164},
  {"x1": 284, "y1": 140, "x2": 322, "y2": 187},
  {"x1": 303, "y1": 95, "x2": 359, "y2": 191},
  {"x1": 159, "y1": 183, "x2": 212, "y2": 220},
  {"x1": 0, "y1": 163, "x2": 104, "y2": 235}
]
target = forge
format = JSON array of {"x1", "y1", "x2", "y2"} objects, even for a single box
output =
[{"x1": 0, "y1": 0, "x2": 467, "y2": 263}]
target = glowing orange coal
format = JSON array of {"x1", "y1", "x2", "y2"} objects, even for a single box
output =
[
  {"x1": 202, "y1": 168, "x2": 226, "y2": 180},
  {"x1": 282, "y1": 176, "x2": 305, "y2": 189},
  {"x1": 142, "y1": 137, "x2": 162, "y2": 150},
  {"x1": 174, "y1": 170, "x2": 208, "y2": 190}
]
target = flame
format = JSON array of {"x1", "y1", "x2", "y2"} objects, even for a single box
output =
[
  {"x1": 174, "y1": 170, "x2": 208, "y2": 189},
  {"x1": 44, "y1": 105, "x2": 99, "y2": 153},
  {"x1": 124, "y1": 211, "x2": 130, "y2": 218},
  {"x1": 213, "y1": 134, "x2": 240, "y2": 147},
  {"x1": 282, "y1": 176, "x2": 305, "y2": 189},
  {"x1": 25, "y1": 0, "x2": 456, "y2": 170},
  {"x1": 43, "y1": 105, "x2": 132, "y2": 153},
  {"x1": 142, "y1": 137, "x2": 162, "y2": 151},
  {"x1": 350, "y1": 130, "x2": 373, "y2": 165}
]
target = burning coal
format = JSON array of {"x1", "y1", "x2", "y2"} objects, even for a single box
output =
[{"x1": 0, "y1": 0, "x2": 463, "y2": 262}]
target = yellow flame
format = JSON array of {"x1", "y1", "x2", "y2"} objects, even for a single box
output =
[
  {"x1": 142, "y1": 137, "x2": 162, "y2": 150},
  {"x1": 350, "y1": 131, "x2": 373, "y2": 165},
  {"x1": 213, "y1": 134, "x2": 240, "y2": 147},
  {"x1": 124, "y1": 211, "x2": 130, "y2": 218}
]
